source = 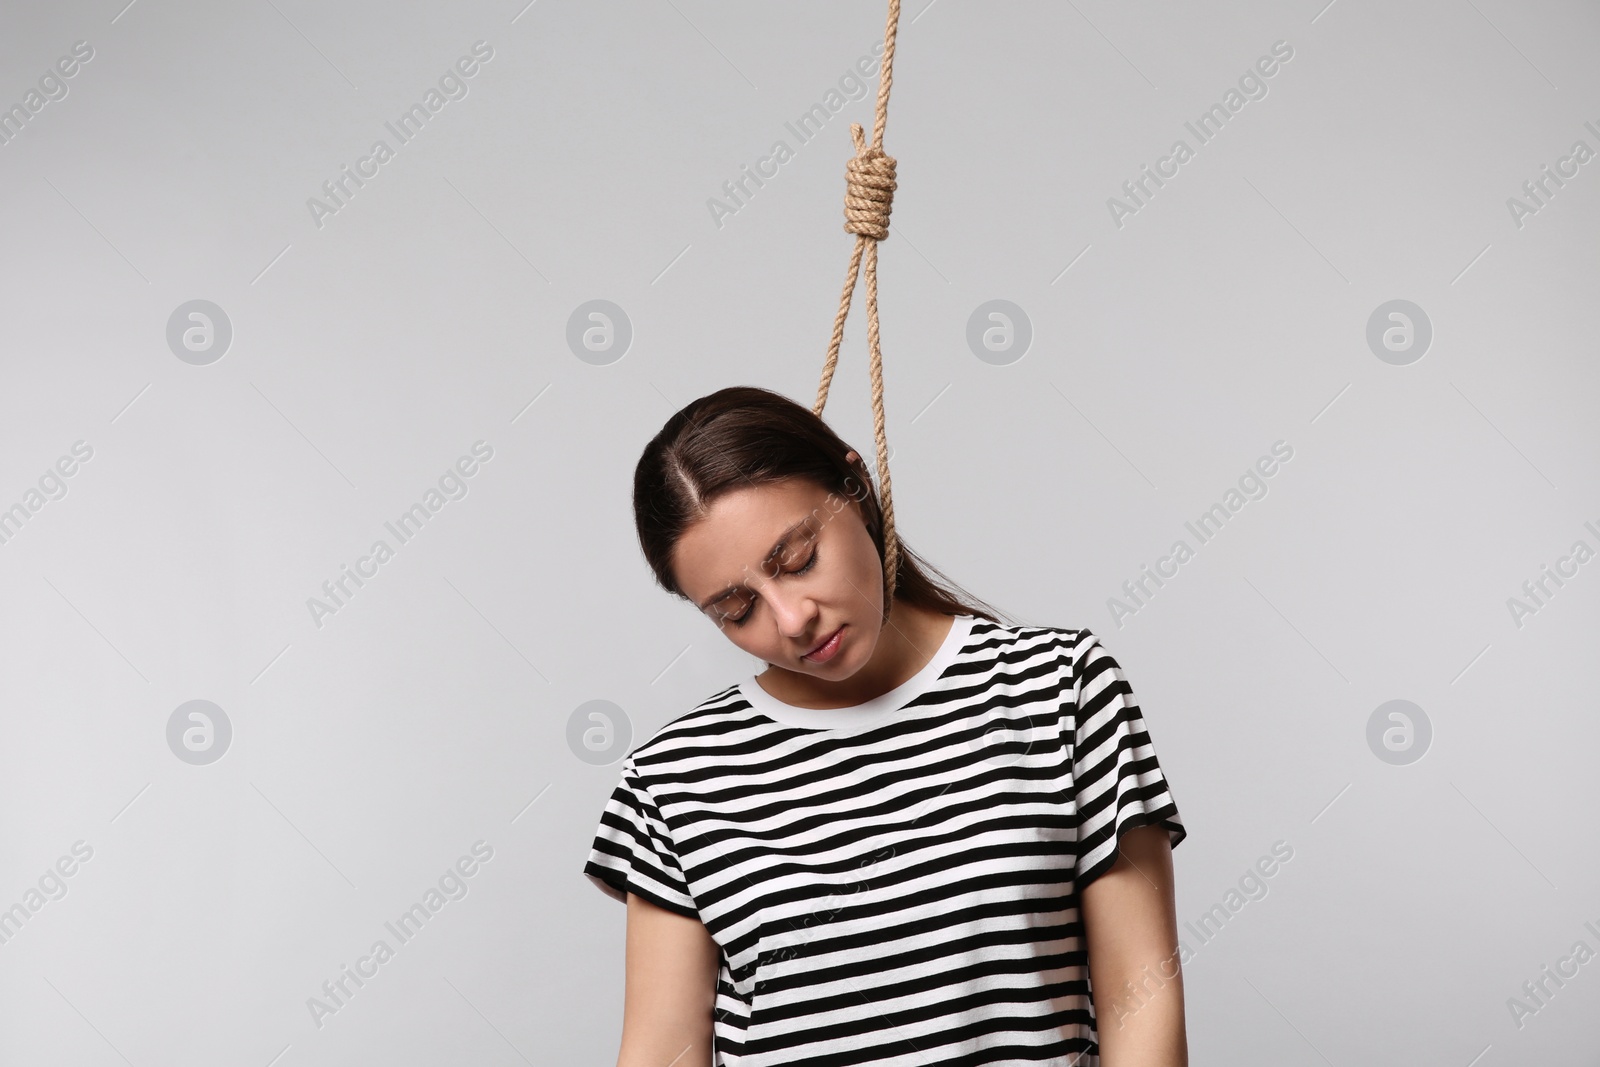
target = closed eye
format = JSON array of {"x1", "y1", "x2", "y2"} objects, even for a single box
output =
[{"x1": 724, "y1": 546, "x2": 820, "y2": 627}]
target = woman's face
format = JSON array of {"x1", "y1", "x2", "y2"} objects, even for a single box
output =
[{"x1": 672, "y1": 455, "x2": 883, "y2": 678}]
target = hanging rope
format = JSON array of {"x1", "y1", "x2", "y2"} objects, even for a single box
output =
[{"x1": 813, "y1": 0, "x2": 903, "y2": 606}]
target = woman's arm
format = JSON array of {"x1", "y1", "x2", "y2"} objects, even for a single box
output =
[
  {"x1": 616, "y1": 892, "x2": 721, "y2": 1067},
  {"x1": 1081, "y1": 823, "x2": 1188, "y2": 1066}
]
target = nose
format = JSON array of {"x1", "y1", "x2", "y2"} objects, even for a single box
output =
[{"x1": 759, "y1": 583, "x2": 819, "y2": 641}]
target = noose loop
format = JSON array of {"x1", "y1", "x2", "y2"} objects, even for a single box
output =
[
  {"x1": 842, "y1": 128, "x2": 896, "y2": 241},
  {"x1": 813, "y1": 0, "x2": 903, "y2": 611}
]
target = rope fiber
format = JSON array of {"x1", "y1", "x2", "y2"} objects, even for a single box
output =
[{"x1": 813, "y1": 0, "x2": 904, "y2": 607}]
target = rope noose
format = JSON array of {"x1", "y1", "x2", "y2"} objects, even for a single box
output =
[{"x1": 813, "y1": 0, "x2": 903, "y2": 611}]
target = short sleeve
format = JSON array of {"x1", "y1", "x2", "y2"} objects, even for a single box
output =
[
  {"x1": 1069, "y1": 629, "x2": 1187, "y2": 890},
  {"x1": 583, "y1": 758, "x2": 700, "y2": 919}
]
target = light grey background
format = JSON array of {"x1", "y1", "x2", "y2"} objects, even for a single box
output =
[{"x1": 1, "y1": 1, "x2": 1597, "y2": 1064}]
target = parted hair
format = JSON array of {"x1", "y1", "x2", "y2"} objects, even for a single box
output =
[{"x1": 632, "y1": 384, "x2": 1009, "y2": 626}]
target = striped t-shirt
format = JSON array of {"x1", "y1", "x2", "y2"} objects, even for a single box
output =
[{"x1": 584, "y1": 613, "x2": 1186, "y2": 1067}]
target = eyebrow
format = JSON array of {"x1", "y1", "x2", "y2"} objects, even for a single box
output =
[{"x1": 694, "y1": 517, "x2": 816, "y2": 611}]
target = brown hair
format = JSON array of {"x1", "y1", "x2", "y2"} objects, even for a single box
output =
[{"x1": 634, "y1": 385, "x2": 1012, "y2": 626}]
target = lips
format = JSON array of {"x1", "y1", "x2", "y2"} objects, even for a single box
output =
[{"x1": 802, "y1": 625, "x2": 845, "y2": 663}]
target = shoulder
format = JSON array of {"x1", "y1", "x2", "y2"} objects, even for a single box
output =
[
  {"x1": 623, "y1": 680, "x2": 766, "y2": 773},
  {"x1": 965, "y1": 615, "x2": 1098, "y2": 667},
  {"x1": 937, "y1": 617, "x2": 1111, "y2": 711},
  {"x1": 963, "y1": 620, "x2": 1140, "y2": 707}
]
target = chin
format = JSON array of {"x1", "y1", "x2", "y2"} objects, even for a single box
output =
[{"x1": 805, "y1": 658, "x2": 857, "y2": 680}]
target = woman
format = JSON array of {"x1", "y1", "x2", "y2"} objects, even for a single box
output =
[{"x1": 584, "y1": 385, "x2": 1189, "y2": 1066}]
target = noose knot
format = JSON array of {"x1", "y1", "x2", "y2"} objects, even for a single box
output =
[{"x1": 842, "y1": 123, "x2": 896, "y2": 241}]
